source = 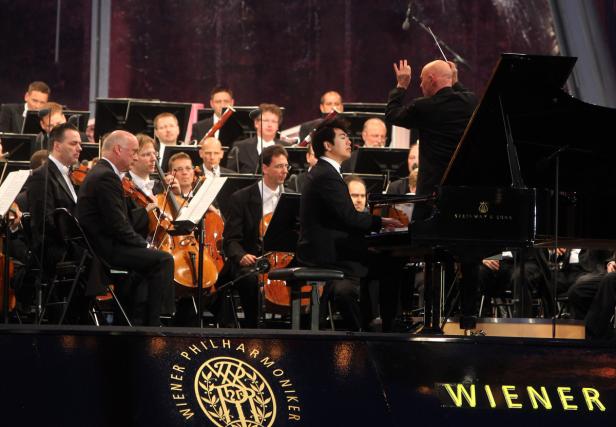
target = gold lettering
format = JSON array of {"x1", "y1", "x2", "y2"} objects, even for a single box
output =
[
  {"x1": 582, "y1": 388, "x2": 605, "y2": 411},
  {"x1": 289, "y1": 414, "x2": 301, "y2": 421},
  {"x1": 279, "y1": 379, "x2": 293, "y2": 387},
  {"x1": 236, "y1": 343, "x2": 245, "y2": 352},
  {"x1": 250, "y1": 349, "x2": 260, "y2": 359},
  {"x1": 180, "y1": 352, "x2": 191, "y2": 361},
  {"x1": 527, "y1": 386, "x2": 552, "y2": 410},
  {"x1": 260, "y1": 357, "x2": 275, "y2": 368},
  {"x1": 188, "y1": 344, "x2": 201, "y2": 355},
  {"x1": 444, "y1": 384, "x2": 476, "y2": 408},
  {"x1": 222, "y1": 339, "x2": 231, "y2": 349},
  {"x1": 170, "y1": 383, "x2": 182, "y2": 391},
  {"x1": 209, "y1": 339, "x2": 218, "y2": 349},
  {"x1": 273, "y1": 369, "x2": 284, "y2": 377},
  {"x1": 557, "y1": 387, "x2": 578, "y2": 410},
  {"x1": 179, "y1": 408, "x2": 194, "y2": 420},
  {"x1": 288, "y1": 405, "x2": 301, "y2": 412},
  {"x1": 484, "y1": 385, "x2": 496, "y2": 408},
  {"x1": 287, "y1": 396, "x2": 299, "y2": 403},
  {"x1": 170, "y1": 373, "x2": 182, "y2": 381},
  {"x1": 172, "y1": 393, "x2": 185, "y2": 400},
  {"x1": 199, "y1": 340, "x2": 208, "y2": 350},
  {"x1": 172, "y1": 364, "x2": 185, "y2": 373},
  {"x1": 502, "y1": 386, "x2": 522, "y2": 409}
]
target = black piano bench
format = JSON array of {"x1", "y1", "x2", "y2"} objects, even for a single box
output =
[{"x1": 267, "y1": 267, "x2": 344, "y2": 331}]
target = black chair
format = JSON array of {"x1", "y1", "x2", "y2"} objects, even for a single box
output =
[
  {"x1": 268, "y1": 267, "x2": 344, "y2": 330},
  {"x1": 48, "y1": 208, "x2": 132, "y2": 326}
]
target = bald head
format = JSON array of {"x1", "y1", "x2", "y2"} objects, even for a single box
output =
[
  {"x1": 362, "y1": 118, "x2": 387, "y2": 147},
  {"x1": 199, "y1": 137, "x2": 224, "y2": 171},
  {"x1": 102, "y1": 130, "x2": 139, "y2": 172},
  {"x1": 420, "y1": 60, "x2": 453, "y2": 97}
]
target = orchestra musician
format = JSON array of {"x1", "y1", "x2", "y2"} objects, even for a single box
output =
[
  {"x1": 191, "y1": 86, "x2": 240, "y2": 145},
  {"x1": 223, "y1": 145, "x2": 290, "y2": 328},
  {"x1": 296, "y1": 118, "x2": 402, "y2": 331},
  {"x1": 154, "y1": 112, "x2": 183, "y2": 146},
  {"x1": 0, "y1": 81, "x2": 51, "y2": 133},
  {"x1": 341, "y1": 117, "x2": 388, "y2": 173},
  {"x1": 198, "y1": 137, "x2": 234, "y2": 178},
  {"x1": 35, "y1": 102, "x2": 67, "y2": 151},
  {"x1": 76, "y1": 130, "x2": 174, "y2": 326},
  {"x1": 298, "y1": 91, "x2": 344, "y2": 141}
]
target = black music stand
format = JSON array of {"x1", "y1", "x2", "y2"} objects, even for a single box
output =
[
  {"x1": 63, "y1": 110, "x2": 90, "y2": 133},
  {"x1": 343, "y1": 102, "x2": 386, "y2": 114},
  {"x1": 79, "y1": 143, "x2": 100, "y2": 162},
  {"x1": 124, "y1": 100, "x2": 192, "y2": 141},
  {"x1": 159, "y1": 145, "x2": 201, "y2": 173},
  {"x1": 216, "y1": 174, "x2": 261, "y2": 219},
  {"x1": 285, "y1": 147, "x2": 309, "y2": 174},
  {"x1": 263, "y1": 193, "x2": 300, "y2": 253},
  {"x1": 21, "y1": 111, "x2": 44, "y2": 135},
  {"x1": 342, "y1": 173, "x2": 385, "y2": 194},
  {"x1": 354, "y1": 147, "x2": 408, "y2": 183},
  {"x1": 94, "y1": 98, "x2": 130, "y2": 142},
  {"x1": 194, "y1": 108, "x2": 245, "y2": 147},
  {"x1": 0, "y1": 133, "x2": 36, "y2": 161}
]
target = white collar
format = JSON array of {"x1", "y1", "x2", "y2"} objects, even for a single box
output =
[
  {"x1": 256, "y1": 137, "x2": 276, "y2": 155},
  {"x1": 48, "y1": 154, "x2": 70, "y2": 176},
  {"x1": 319, "y1": 156, "x2": 342, "y2": 175},
  {"x1": 102, "y1": 157, "x2": 122, "y2": 178}
]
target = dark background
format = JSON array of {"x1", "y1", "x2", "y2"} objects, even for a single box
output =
[{"x1": 0, "y1": 0, "x2": 613, "y2": 127}]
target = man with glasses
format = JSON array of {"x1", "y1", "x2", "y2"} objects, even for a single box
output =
[
  {"x1": 226, "y1": 103, "x2": 287, "y2": 174},
  {"x1": 223, "y1": 145, "x2": 290, "y2": 327},
  {"x1": 77, "y1": 130, "x2": 175, "y2": 326}
]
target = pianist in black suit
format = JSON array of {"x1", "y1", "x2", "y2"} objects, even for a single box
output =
[
  {"x1": 0, "y1": 81, "x2": 50, "y2": 133},
  {"x1": 385, "y1": 60, "x2": 476, "y2": 203},
  {"x1": 226, "y1": 103, "x2": 286, "y2": 174},
  {"x1": 297, "y1": 118, "x2": 401, "y2": 330}
]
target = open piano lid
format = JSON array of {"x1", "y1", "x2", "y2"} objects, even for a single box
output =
[{"x1": 442, "y1": 53, "x2": 616, "y2": 192}]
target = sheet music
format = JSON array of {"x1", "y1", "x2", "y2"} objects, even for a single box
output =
[
  {"x1": 0, "y1": 169, "x2": 30, "y2": 217},
  {"x1": 176, "y1": 176, "x2": 227, "y2": 224}
]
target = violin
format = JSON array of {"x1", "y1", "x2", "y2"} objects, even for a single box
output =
[
  {"x1": 259, "y1": 212, "x2": 322, "y2": 309},
  {"x1": 70, "y1": 162, "x2": 90, "y2": 186}
]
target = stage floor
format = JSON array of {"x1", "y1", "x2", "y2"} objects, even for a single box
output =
[{"x1": 1, "y1": 324, "x2": 615, "y2": 426}]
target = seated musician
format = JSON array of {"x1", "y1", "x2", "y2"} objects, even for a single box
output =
[
  {"x1": 584, "y1": 259, "x2": 616, "y2": 340},
  {"x1": 298, "y1": 91, "x2": 344, "y2": 141},
  {"x1": 0, "y1": 81, "x2": 50, "y2": 133},
  {"x1": 154, "y1": 112, "x2": 183, "y2": 146},
  {"x1": 192, "y1": 86, "x2": 237, "y2": 144},
  {"x1": 76, "y1": 130, "x2": 175, "y2": 326},
  {"x1": 199, "y1": 137, "x2": 234, "y2": 178},
  {"x1": 35, "y1": 102, "x2": 67, "y2": 150},
  {"x1": 296, "y1": 118, "x2": 401, "y2": 331},
  {"x1": 167, "y1": 152, "x2": 197, "y2": 200},
  {"x1": 387, "y1": 143, "x2": 419, "y2": 194},
  {"x1": 289, "y1": 143, "x2": 317, "y2": 194},
  {"x1": 566, "y1": 250, "x2": 614, "y2": 319},
  {"x1": 226, "y1": 103, "x2": 286, "y2": 174},
  {"x1": 222, "y1": 145, "x2": 290, "y2": 327},
  {"x1": 341, "y1": 117, "x2": 388, "y2": 173}
]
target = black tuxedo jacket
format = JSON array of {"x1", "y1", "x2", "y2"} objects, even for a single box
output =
[
  {"x1": 386, "y1": 83, "x2": 476, "y2": 196},
  {"x1": 386, "y1": 177, "x2": 410, "y2": 195},
  {"x1": 77, "y1": 159, "x2": 147, "y2": 263},
  {"x1": 192, "y1": 115, "x2": 244, "y2": 147},
  {"x1": 340, "y1": 150, "x2": 358, "y2": 173},
  {"x1": 0, "y1": 103, "x2": 25, "y2": 133},
  {"x1": 297, "y1": 159, "x2": 381, "y2": 277},
  {"x1": 226, "y1": 137, "x2": 285, "y2": 174},
  {"x1": 222, "y1": 182, "x2": 263, "y2": 267},
  {"x1": 26, "y1": 159, "x2": 78, "y2": 266},
  {"x1": 191, "y1": 117, "x2": 213, "y2": 143}
]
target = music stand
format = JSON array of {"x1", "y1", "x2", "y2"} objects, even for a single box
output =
[
  {"x1": 159, "y1": 145, "x2": 201, "y2": 173},
  {"x1": 285, "y1": 147, "x2": 308, "y2": 174},
  {"x1": 79, "y1": 143, "x2": 100, "y2": 162},
  {"x1": 194, "y1": 109, "x2": 245, "y2": 147},
  {"x1": 263, "y1": 193, "x2": 300, "y2": 253},
  {"x1": 0, "y1": 133, "x2": 36, "y2": 161},
  {"x1": 343, "y1": 102, "x2": 386, "y2": 113},
  {"x1": 354, "y1": 147, "x2": 408, "y2": 183},
  {"x1": 124, "y1": 100, "x2": 192, "y2": 141},
  {"x1": 21, "y1": 111, "x2": 44, "y2": 135},
  {"x1": 63, "y1": 110, "x2": 90, "y2": 133},
  {"x1": 216, "y1": 174, "x2": 261, "y2": 219},
  {"x1": 342, "y1": 173, "x2": 385, "y2": 194},
  {"x1": 94, "y1": 98, "x2": 130, "y2": 142}
]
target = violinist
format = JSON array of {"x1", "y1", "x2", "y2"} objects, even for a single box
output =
[
  {"x1": 167, "y1": 152, "x2": 197, "y2": 199},
  {"x1": 26, "y1": 122, "x2": 81, "y2": 275},
  {"x1": 76, "y1": 130, "x2": 174, "y2": 326},
  {"x1": 198, "y1": 137, "x2": 234, "y2": 178},
  {"x1": 223, "y1": 145, "x2": 290, "y2": 327}
]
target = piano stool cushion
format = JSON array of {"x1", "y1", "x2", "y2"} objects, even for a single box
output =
[{"x1": 268, "y1": 267, "x2": 344, "y2": 283}]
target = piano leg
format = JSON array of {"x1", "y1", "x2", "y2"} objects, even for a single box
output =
[{"x1": 422, "y1": 254, "x2": 444, "y2": 334}]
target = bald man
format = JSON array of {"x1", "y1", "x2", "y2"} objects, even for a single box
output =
[
  {"x1": 362, "y1": 118, "x2": 387, "y2": 148},
  {"x1": 199, "y1": 137, "x2": 234, "y2": 178},
  {"x1": 77, "y1": 130, "x2": 174, "y2": 325},
  {"x1": 385, "y1": 59, "x2": 476, "y2": 201}
]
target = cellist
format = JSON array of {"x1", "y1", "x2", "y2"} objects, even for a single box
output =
[{"x1": 222, "y1": 145, "x2": 289, "y2": 328}]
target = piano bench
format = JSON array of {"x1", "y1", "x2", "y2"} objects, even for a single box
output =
[{"x1": 268, "y1": 267, "x2": 344, "y2": 331}]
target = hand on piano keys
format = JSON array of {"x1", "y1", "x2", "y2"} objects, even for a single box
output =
[{"x1": 381, "y1": 216, "x2": 405, "y2": 232}]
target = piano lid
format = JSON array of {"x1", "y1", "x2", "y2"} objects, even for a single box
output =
[{"x1": 441, "y1": 53, "x2": 616, "y2": 192}]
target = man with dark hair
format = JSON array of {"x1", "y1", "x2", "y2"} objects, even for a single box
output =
[
  {"x1": 192, "y1": 86, "x2": 242, "y2": 146},
  {"x1": 297, "y1": 118, "x2": 401, "y2": 330},
  {"x1": 298, "y1": 91, "x2": 344, "y2": 141},
  {"x1": 77, "y1": 130, "x2": 174, "y2": 326},
  {"x1": 0, "y1": 81, "x2": 51, "y2": 133},
  {"x1": 226, "y1": 103, "x2": 286, "y2": 174},
  {"x1": 223, "y1": 144, "x2": 290, "y2": 327},
  {"x1": 26, "y1": 123, "x2": 81, "y2": 274},
  {"x1": 35, "y1": 102, "x2": 66, "y2": 150}
]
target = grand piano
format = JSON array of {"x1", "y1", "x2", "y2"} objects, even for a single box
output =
[{"x1": 370, "y1": 53, "x2": 616, "y2": 331}]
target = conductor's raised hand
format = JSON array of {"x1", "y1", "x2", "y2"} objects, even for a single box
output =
[{"x1": 393, "y1": 59, "x2": 412, "y2": 89}]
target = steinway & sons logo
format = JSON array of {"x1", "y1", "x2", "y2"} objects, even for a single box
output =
[
  {"x1": 452, "y1": 200, "x2": 513, "y2": 221},
  {"x1": 169, "y1": 339, "x2": 302, "y2": 425}
]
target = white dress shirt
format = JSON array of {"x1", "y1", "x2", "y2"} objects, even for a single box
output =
[
  {"x1": 258, "y1": 180, "x2": 282, "y2": 216},
  {"x1": 256, "y1": 137, "x2": 276, "y2": 155},
  {"x1": 129, "y1": 171, "x2": 155, "y2": 198},
  {"x1": 48, "y1": 154, "x2": 78, "y2": 202}
]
